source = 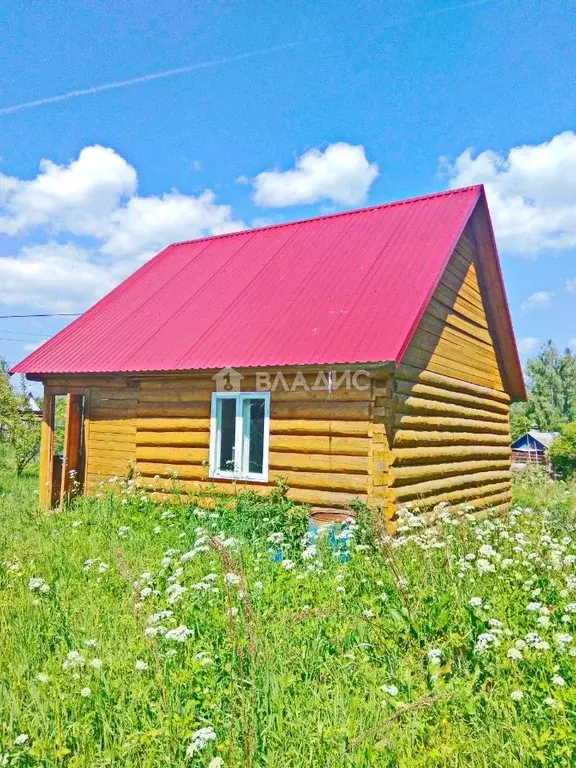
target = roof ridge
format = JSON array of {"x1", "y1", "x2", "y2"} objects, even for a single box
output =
[{"x1": 169, "y1": 184, "x2": 484, "y2": 248}]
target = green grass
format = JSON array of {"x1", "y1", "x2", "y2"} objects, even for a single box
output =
[{"x1": 1, "y1": 459, "x2": 576, "y2": 767}]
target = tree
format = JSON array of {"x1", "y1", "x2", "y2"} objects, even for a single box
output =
[
  {"x1": 549, "y1": 423, "x2": 576, "y2": 479},
  {"x1": 517, "y1": 342, "x2": 576, "y2": 432},
  {"x1": 0, "y1": 357, "x2": 41, "y2": 475}
]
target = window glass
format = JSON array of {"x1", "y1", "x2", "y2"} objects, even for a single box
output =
[
  {"x1": 218, "y1": 398, "x2": 236, "y2": 472},
  {"x1": 243, "y1": 397, "x2": 265, "y2": 475}
]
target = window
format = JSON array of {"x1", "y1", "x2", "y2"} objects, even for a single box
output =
[{"x1": 209, "y1": 392, "x2": 270, "y2": 481}]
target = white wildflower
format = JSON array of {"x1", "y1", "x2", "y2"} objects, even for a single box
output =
[
  {"x1": 185, "y1": 726, "x2": 217, "y2": 757},
  {"x1": 469, "y1": 597, "x2": 483, "y2": 607},
  {"x1": 98, "y1": 562, "x2": 109, "y2": 574},
  {"x1": 28, "y1": 577, "x2": 49, "y2": 592},
  {"x1": 14, "y1": 734, "x2": 29, "y2": 746},
  {"x1": 362, "y1": 609, "x2": 375, "y2": 619},
  {"x1": 135, "y1": 659, "x2": 148, "y2": 671},
  {"x1": 281, "y1": 559, "x2": 295, "y2": 571},
  {"x1": 381, "y1": 684, "x2": 398, "y2": 696},
  {"x1": 224, "y1": 573, "x2": 240, "y2": 587},
  {"x1": 80, "y1": 687, "x2": 91, "y2": 698},
  {"x1": 165, "y1": 625, "x2": 194, "y2": 643},
  {"x1": 507, "y1": 647, "x2": 523, "y2": 660},
  {"x1": 37, "y1": 673, "x2": 49, "y2": 683},
  {"x1": 302, "y1": 546, "x2": 317, "y2": 559},
  {"x1": 90, "y1": 658, "x2": 103, "y2": 669},
  {"x1": 428, "y1": 648, "x2": 442, "y2": 664},
  {"x1": 552, "y1": 674, "x2": 566, "y2": 687},
  {"x1": 118, "y1": 526, "x2": 130, "y2": 537},
  {"x1": 510, "y1": 690, "x2": 524, "y2": 701},
  {"x1": 62, "y1": 650, "x2": 85, "y2": 670}
]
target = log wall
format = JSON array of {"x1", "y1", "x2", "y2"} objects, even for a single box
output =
[
  {"x1": 66, "y1": 370, "x2": 376, "y2": 507},
  {"x1": 387, "y1": 229, "x2": 512, "y2": 515}
]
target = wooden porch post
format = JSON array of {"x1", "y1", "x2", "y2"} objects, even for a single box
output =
[
  {"x1": 38, "y1": 391, "x2": 55, "y2": 511},
  {"x1": 60, "y1": 394, "x2": 84, "y2": 510}
]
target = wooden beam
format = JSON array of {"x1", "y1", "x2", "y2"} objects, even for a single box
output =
[{"x1": 39, "y1": 392, "x2": 55, "y2": 511}]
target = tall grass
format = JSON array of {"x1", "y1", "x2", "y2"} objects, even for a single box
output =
[{"x1": 1, "y1": 465, "x2": 576, "y2": 766}]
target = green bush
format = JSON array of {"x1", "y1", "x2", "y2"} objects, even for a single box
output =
[{"x1": 549, "y1": 423, "x2": 576, "y2": 479}]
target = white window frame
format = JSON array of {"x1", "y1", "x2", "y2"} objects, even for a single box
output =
[{"x1": 209, "y1": 391, "x2": 270, "y2": 482}]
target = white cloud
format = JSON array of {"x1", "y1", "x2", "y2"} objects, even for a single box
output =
[
  {"x1": 0, "y1": 145, "x2": 245, "y2": 312},
  {"x1": 0, "y1": 242, "x2": 122, "y2": 312},
  {"x1": 566, "y1": 278, "x2": 576, "y2": 293},
  {"x1": 252, "y1": 142, "x2": 379, "y2": 208},
  {"x1": 445, "y1": 130, "x2": 576, "y2": 254},
  {"x1": 521, "y1": 291, "x2": 553, "y2": 311},
  {"x1": 517, "y1": 336, "x2": 541, "y2": 353},
  {"x1": 102, "y1": 190, "x2": 244, "y2": 258},
  {"x1": 0, "y1": 146, "x2": 136, "y2": 236}
]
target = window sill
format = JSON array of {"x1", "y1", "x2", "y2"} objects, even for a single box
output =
[{"x1": 209, "y1": 472, "x2": 268, "y2": 484}]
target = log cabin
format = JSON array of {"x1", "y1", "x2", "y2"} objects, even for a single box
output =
[{"x1": 11, "y1": 185, "x2": 526, "y2": 521}]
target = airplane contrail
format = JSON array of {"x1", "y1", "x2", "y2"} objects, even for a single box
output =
[{"x1": 0, "y1": 42, "x2": 300, "y2": 116}]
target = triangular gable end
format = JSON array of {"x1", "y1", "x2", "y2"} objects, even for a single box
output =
[{"x1": 396, "y1": 193, "x2": 526, "y2": 401}]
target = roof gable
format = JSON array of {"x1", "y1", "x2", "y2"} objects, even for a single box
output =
[{"x1": 11, "y1": 185, "x2": 523, "y2": 398}]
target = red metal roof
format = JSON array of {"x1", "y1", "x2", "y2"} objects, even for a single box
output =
[{"x1": 12, "y1": 185, "x2": 512, "y2": 381}]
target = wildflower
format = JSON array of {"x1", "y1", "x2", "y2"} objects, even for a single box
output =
[
  {"x1": 469, "y1": 597, "x2": 483, "y2": 607},
  {"x1": 476, "y1": 559, "x2": 495, "y2": 574},
  {"x1": 28, "y1": 577, "x2": 49, "y2": 593},
  {"x1": 254, "y1": 581, "x2": 263, "y2": 590},
  {"x1": 267, "y1": 532, "x2": 284, "y2": 544},
  {"x1": 281, "y1": 559, "x2": 295, "y2": 571},
  {"x1": 144, "y1": 625, "x2": 167, "y2": 637},
  {"x1": 118, "y1": 525, "x2": 130, "y2": 537},
  {"x1": 80, "y1": 687, "x2": 91, "y2": 698},
  {"x1": 227, "y1": 607, "x2": 239, "y2": 617},
  {"x1": 147, "y1": 610, "x2": 173, "y2": 625},
  {"x1": 90, "y1": 658, "x2": 103, "y2": 669},
  {"x1": 165, "y1": 625, "x2": 194, "y2": 643},
  {"x1": 510, "y1": 690, "x2": 524, "y2": 701},
  {"x1": 302, "y1": 546, "x2": 317, "y2": 559},
  {"x1": 380, "y1": 592, "x2": 389, "y2": 602},
  {"x1": 194, "y1": 651, "x2": 213, "y2": 667},
  {"x1": 336, "y1": 586, "x2": 345, "y2": 593},
  {"x1": 526, "y1": 602, "x2": 542, "y2": 612},
  {"x1": 475, "y1": 633, "x2": 498, "y2": 654},
  {"x1": 362, "y1": 609, "x2": 375, "y2": 619},
  {"x1": 135, "y1": 660, "x2": 148, "y2": 671},
  {"x1": 537, "y1": 615, "x2": 551, "y2": 628},
  {"x1": 84, "y1": 638, "x2": 97, "y2": 647},
  {"x1": 507, "y1": 647, "x2": 523, "y2": 660},
  {"x1": 544, "y1": 697, "x2": 556, "y2": 707},
  {"x1": 37, "y1": 673, "x2": 49, "y2": 683},
  {"x1": 381, "y1": 684, "x2": 399, "y2": 696},
  {"x1": 552, "y1": 674, "x2": 566, "y2": 687},
  {"x1": 62, "y1": 650, "x2": 85, "y2": 670},
  {"x1": 153, "y1": 526, "x2": 162, "y2": 535},
  {"x1": 166, "y1": 583, "x2": 187, "y2": 604},
  {"x1": 555, "y1": 633, "x2": 573, "y2": 648},
  {"x1": 428, "y1": 648, "x2": 442, "y2": 664},
  {"x1": 140, "y1": 586, "x2": 153, "y2": 598},
  {"x1": 98, "y1": 562, "x2": 109, "y2": 574},
  {"x1": 14, "y1": 734, "x2": 29, "y2": 746},
  {"x1": 208, "y1": 758, "x2": 224, "y2": 768},
  {"x1": 224, "y1": 573, "x2": 240, "y2": 587},
  {"x1": 185, "y1": 726, "x2": 217, "y2": 757}
]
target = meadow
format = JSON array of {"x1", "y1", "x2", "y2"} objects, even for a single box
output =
[{"x1": 1, "y1": 457, "x2": 576, "y2": 767}]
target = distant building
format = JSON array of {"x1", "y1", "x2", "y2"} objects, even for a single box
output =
[{"x1": 511, "y1": 430, "x2": 559, "y2": 469}]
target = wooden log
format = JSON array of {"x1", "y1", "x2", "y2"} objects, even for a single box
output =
[
  {"x1": 390, "y1": 469, "x2": 510, "y2": 502},
  {"x1": 39, "y1": 392, "x2": 55, "y2": 510},
  {"x1": 137, "y1": 391, "x2": 211, "y2": 404},
  {"x1": 426, "y1": 299, "x2": 492, "y2": 345},
  {"x1": 393, "y1": 414, "x2": 509, "y2": 435},
  {"x1": 396, "y1": 486, "x2": 512, "y2": 514},
  {"x1": 391, "y1": 444, "x2": 511, "y2": 466},
  {"x1": 393, "y1": 429, "x2": 511, "y2": 447},
  {"x1": 88, "y1": 407, "x2": 138, "y2": 420},
  {"x1": 136, "y1": 417, "x2": 210, "y2": 432},
  {"x1": 136, "y1": 431, "x2": 209, "y2": 448},
  {"x1": 395, "y1": 363, "x2": 510, "y2": 404},
  {"x1": 137, "y1": 462, "x2": 208, "y2": 481},
  {"x1": 271, "y1": 401, "x2": 371, "y2": 421},
  {"x1": 269, "y1": 434, "x2": 368, "y2": 456},
  {"x1": 135, "y1": 446, "x2": 209, "y2": 464},
  {"x1": 91, "y1": 390, "x2": 139, "y2": 402},
  {"x1": 402, "y1": 347, "x2": 500, "y2": 391},
  {"x1": 268, "y1": 470, "x2": 367, "y2": 493},
  {"x1": 395, "y1": 394, "x2": 508, "y2": 424},
  {"x1": 269, "y1": 451, "x2": 368, "y2": 474},
  {"x1": 390, "y1": 459, "x2": 510, "y2": 485},
  {"x1": 44, "y1": 376, "x2": 129, "y2": 390},
  {"x1": 137, "y1": 403, "x2": 209, "y2": 419},
  {"x1": 89, "y1": 422, "x2": 137, "y2": 436},
  {"x1": 269, "y1": 418, "x2": 369, "y2": 437},
  {"x1": 394, "y1": 380, "x2": 509, "y2": 415}
]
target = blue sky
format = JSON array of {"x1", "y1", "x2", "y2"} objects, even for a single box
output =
[{"x1": 1, "y1": 0, "x2": 575, "y2": 378}]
